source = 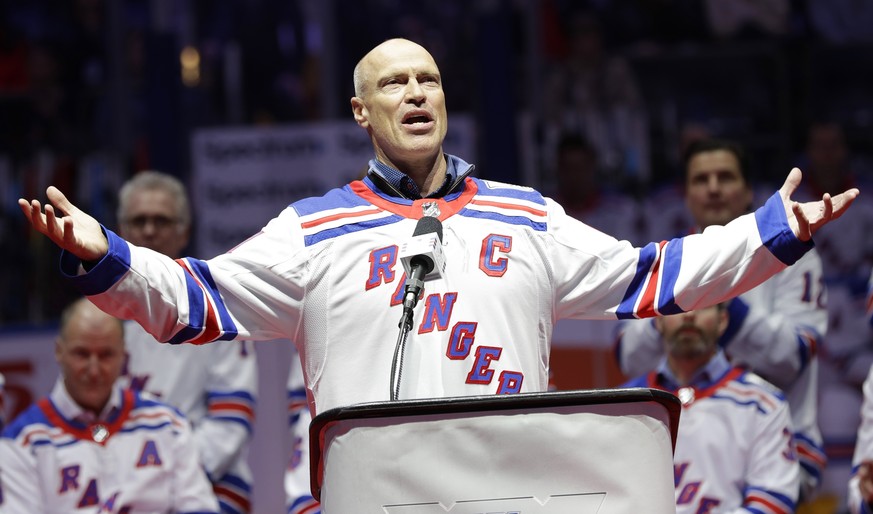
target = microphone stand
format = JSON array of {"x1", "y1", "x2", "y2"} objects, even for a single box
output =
[
  {"x1": 390, "y1": 273, "x2": 424, "y2": 401},
  {"x1": 390, "y1": 306, "x2": 415, "y2": 401}
]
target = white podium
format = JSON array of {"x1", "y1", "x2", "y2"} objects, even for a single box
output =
[{"x1": 310, "y1": 388, "x2": 680, "y2": 514}]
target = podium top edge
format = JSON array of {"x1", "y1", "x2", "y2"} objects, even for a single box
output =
[{"x1": 311, "y1": 387, "x2": 679, "y2": 426}]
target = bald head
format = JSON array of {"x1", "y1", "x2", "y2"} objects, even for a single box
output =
[
  {"x1": 56, "y1": 298, "x2": 126, "y2": 414},
  {"x1": 353, "y1": 38, "x2": 437, "y2": 98},
  {"x1": 58, "y1": 298, "x2": 124, "y2": 344}
]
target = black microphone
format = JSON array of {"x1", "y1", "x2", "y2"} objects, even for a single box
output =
[{"x1": 398, "y1": 216, "x2": 445, "y2": 324}]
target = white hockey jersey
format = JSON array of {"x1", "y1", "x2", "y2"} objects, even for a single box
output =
[
  {"x1": 0, "y1": 380, "x2": 218, "y2": 513},
  {"x1": 850, "y1": 363, "x2": 873, "y2": 514},
  {"x1": 121, "y1": 322, "x2": 257, "y2": 514},
  {"x1": 61, "y1": 154, "x2": 814, "y2": 417},
  {"x1": 284, "y1": 354, "x2": 320, "y2": 514},
  {"x1": 624, "y1": 352, "x2": 799, "y2": 514},
  {"x1": 617, "y1": 244, "x2": 828, "y2": 496}
]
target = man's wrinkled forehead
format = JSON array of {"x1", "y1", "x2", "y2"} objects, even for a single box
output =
[{"x1": 365, "y1": 42, "x2": 440, "y2": 78}]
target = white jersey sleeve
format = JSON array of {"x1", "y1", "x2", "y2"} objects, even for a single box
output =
[
  {"x1": 617, "y1": 248, "x2": 825, "y2": 386},
  {"x1": 850, "y1": 365, "x2": 873, "y2": 514},
  {"x1": 0, "y1": 432, "x2": 44, "y2": 513}
]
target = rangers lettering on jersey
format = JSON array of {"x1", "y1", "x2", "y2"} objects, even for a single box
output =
[{"x1": 366, "y1": 237, "x2": 525, "y2": 389}]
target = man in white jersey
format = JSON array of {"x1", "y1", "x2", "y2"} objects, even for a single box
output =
[
  {"x1": 284, "y1": 357, "x2": 319, "y2": 514},
  {"x1": 847, "y1": 272, "x2": 873, "y2": 514},
  {"x1": 116, "y1": 171, "x2": 257, "y2": 514},
  {"x1": 623, "y1": 303, "x2": 799, "y2": 513},
  {"x1": 616, "y1": 138, "x2": 827, "y2": 499},
  {"x1": 0, "y1": 298, "x2": 218, "y2": 513},
  {"x1": 17, "y1": 39, "x2": 858, "y2": 421}
]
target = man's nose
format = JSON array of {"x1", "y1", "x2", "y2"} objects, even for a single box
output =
[
  {"x1": 706, "y1": 175, "x2": 720, "y2": 192},
  {"x1": 405, "y1": 79, "x2": 425, "y2": 103},
  {"x1": 85, "y1": 355, "x2": 101, "y2": 375}
]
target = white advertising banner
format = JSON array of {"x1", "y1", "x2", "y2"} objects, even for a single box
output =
[{"x1": 191, "y1": 116, "x2": 476, "y2": 259}]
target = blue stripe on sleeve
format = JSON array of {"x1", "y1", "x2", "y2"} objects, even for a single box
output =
[
  {"x1": 61, "y1": 228, "x2": 132, "y2": 296},
  {"x1": 187, "y1": 259, "x2": 238, "y2": 340},
  {"x1": 166, "y1": 271, "x2": 208, "y2": 344},
  {"x1": 656, "y1": 238, "x2": 683, "y2": 315},
  {"x1": 754, "y1": 192, "x2": 814, "y2": 265},
  {"x1": 617, "y1": 242, "x2": 659, "y2": 319}
]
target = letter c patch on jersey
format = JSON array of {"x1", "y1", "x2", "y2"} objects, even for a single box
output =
[{"x1": 479, "y1": 234, "x2": 512, "y2": 277}]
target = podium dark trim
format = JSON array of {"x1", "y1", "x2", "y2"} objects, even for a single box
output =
[{"x1": 310, "y1": 388, "x2": 680, "y2": 513}]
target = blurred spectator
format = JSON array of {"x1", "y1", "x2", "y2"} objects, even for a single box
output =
[
  {"x1": 797, "y1": 121, "x2": 873, "y2": 510},
  {"x1": 0, "y1": 297, "x2": 219, "y2": 513},
  {"x1": 541, "y1": 10, "x2": 650, "y2": 189},
  {"x1": 285, "y1": 356, "x2": 320, "y2": 514},
  {"x1": 849, "y1": 306, "x2": 873, "y2": 514},
  {"x1": 703, "y1": 0, "x2": 791, "y2": 40},
  {"x1": 117, "y1": 171, "x2": 258, "y2": 514},
  {"x1": 551, "y1": 132, "x2": 645, "y2": 245},
  {"x1": 622, "y1": 303, "x2": 800, "y2": 513}
]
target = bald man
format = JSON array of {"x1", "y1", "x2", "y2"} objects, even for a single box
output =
[{"x1": 0, "y1": 298, "x2": 218, "y2": 513}]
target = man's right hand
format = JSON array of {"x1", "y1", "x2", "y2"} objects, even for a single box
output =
[{"x1": 19, "y1": 186, "x2": 109, "y2": 263}]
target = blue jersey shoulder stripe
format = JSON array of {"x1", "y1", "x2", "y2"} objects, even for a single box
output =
[
  {"x1": 1, "y1": 404, "x2": 51, "y2": 439},
  {"x1": 292, "y1": 184, "x2": 373, "y2": 216},
  {"x1": 133, "y1": 393, "x2": 187, "y2": 418},
  {"x1": 457, "y1": 208, "x2": 547, "y2": 231},
  {"x1": 120, "y1": 421, "x2": 176, "y2": 435},
  {"x1": 470, "y1": 178, "x2": 547, "y2": 205},
  {"x1": 303, "y1": 214, "x2": 405, "y2": 246}
]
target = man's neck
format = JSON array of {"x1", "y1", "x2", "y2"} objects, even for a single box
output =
[
  {"x1": 379, "y1": 151, "x2": 447, "y2": 197},
  {"x1": 666, "y1": 354, "x2": 711, "y2": 386}
]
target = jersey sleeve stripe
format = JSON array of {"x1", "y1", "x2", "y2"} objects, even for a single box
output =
[
  {"x1": 743, "y1": 487, "x2": 794, "y2": 514},
  {"x1": 796, "y1": 328, "x2": 819, "y2": 370},
  {"x1": 617, "y1": 241, "x2": 664, "y2": 319},
  {"x1": 288, "y1": 496, "x2": 321, "y2": 514},
  {"x1": 753, "y1": 192, "x2": 814, "y2": 266},
  {"x1": 166, "y1": 258, "x2": 238, "y2": 345},
  {"x1": 60, "y1": 228, "x2": 133, "y2": 296}
]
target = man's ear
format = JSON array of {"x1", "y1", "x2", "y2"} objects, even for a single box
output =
[
  {"x1": 351, "y1": 97, "x2": 368, "y2": 128},
  {"x1": 717, "y1": 307, "x2": 729, "y2": 337}
]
